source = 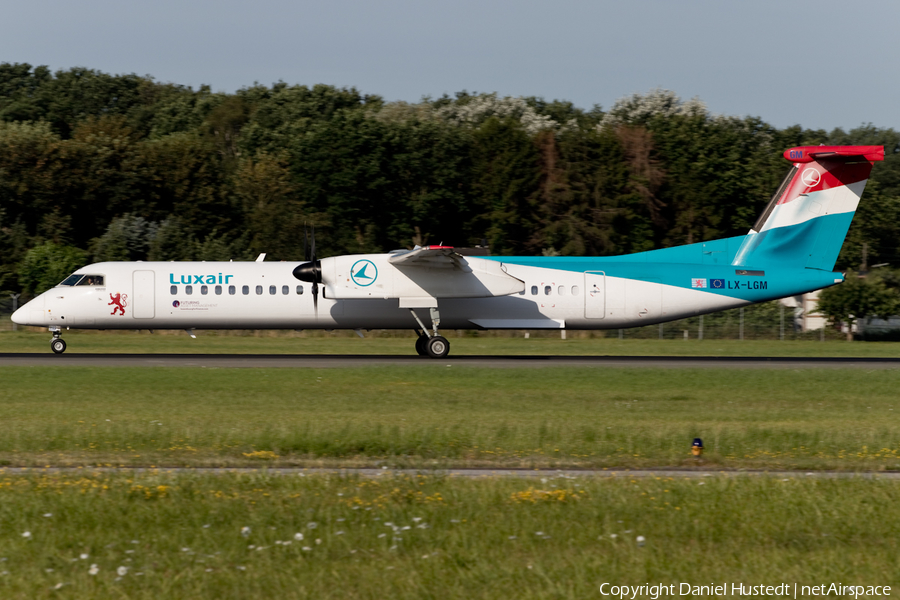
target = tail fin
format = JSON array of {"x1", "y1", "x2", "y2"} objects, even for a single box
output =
[{"x1": 733, "y1": 145, "x2": 884, "y2": 270}]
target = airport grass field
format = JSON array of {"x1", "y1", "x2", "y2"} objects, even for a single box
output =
[
  {"x1": 0, "y1": 471, "x2": 898, "y2": 599},
  {"x1": 3, "y1": 332, "x2": 900, "y2": 596},
  {"x1": 1, "y1": 364, "x2": 899, "y2": 471}
]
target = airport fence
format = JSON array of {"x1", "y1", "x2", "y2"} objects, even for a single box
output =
[
  {"x1": 609, "y1": 302, "x2": 841, "y2": 341},
  {"x1": 0, "y1": 295, "x2": 20, "y2": 332}
]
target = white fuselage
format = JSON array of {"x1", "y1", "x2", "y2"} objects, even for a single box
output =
[{"x1": 13, "y1": 258, "x2": 748, "y2": 332}]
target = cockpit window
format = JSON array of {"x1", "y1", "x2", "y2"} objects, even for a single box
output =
[
  {"x1": 59, "y1": 274, "x2": 105, "y2": 287},
  {"x1": 76, "y1": 275, "x2": 104, "y2": 286},
  {"x1": 59, "y1": 274, "x2": 84, "y2": 286}
]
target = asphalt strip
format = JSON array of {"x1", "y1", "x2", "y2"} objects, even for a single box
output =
[
  {"x1": 1, "y1": 353, "x2": 899, "y2": 368},
  {"x1": 1, "y1": 467, "x2": 898, "y2": 479}
]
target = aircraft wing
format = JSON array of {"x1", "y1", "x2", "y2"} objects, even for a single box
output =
[
  {"x1": 328, "y1": 247, "x2": 524, "y2": 299},
  {"x1": 387, "y1": 246, "x2": 468, "y2": 271}
]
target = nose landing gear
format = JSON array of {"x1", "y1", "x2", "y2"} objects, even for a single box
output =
[{"x1": 50, "y1": 328, "x2": 67, "y2": 354}]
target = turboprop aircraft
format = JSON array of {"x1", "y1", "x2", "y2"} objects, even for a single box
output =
[{"x1": 11, "y1": 145, "x2": 885, "y2": 358}]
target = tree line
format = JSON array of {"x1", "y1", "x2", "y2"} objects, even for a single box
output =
[{"x1": 3, "y1": 62, "x2": 900, "y2": 329}]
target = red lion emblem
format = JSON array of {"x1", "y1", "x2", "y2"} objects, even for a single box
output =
[{"x1": 108, "y1": 292, "x2": 128, "y2": 316}]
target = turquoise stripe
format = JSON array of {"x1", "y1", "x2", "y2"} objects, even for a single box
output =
[
  {"x1": 487, "y1": 255, "x2": 839, "y2": 302},
  {"x1": 485, "y1": 214, "x2": 855, "y2": 301},
  {"x1": 743, "y1": 212, "x2": 855, "y2": 271}
]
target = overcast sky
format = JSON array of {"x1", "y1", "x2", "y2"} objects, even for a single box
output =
[{"x1": 3, "y1": 0, "x2": 898, "y2": 132}]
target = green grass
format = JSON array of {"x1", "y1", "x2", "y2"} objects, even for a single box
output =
[
  {"x1": 2, "y1": 366, "x2": 900, "y2": 471},
  {"x1": 3, "y1": 328, "x2": 900, "y2": 356},
  {"x1": 0, "y1": 471, "x2": 897, "y2": 599}
]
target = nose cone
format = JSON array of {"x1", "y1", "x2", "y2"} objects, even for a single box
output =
[{"x1": 11, "y1": 295, "x2": 45, "y2": 326}]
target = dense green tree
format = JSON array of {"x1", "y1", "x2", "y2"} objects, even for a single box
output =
[
  {"x1": 0, "y1": 120, "x2": 64, "y2": 237},
  {"x1": 18, "y1": 242, "x2": 87, "y2": 295},
  {"x1": 815, "y1": 271, "x2": 900, "y2": 340},
  {"x1": 147, "y1": 218, "x2": 200, "y2": 261},
  {"x1": 234, "y1": 151, "x2": 308, "y2": 260},
  {"x1": 0, "y1": 64, "x2": 148, "y2": 138},
  {"x1": 468, "y1": 117, "x2": 541, "y2": 255},
  {"x1": 3, "y1": 67, "x2": 900, "y2": 310},
  {"x1": 92, "y1": 214, "x2": 158, "y2": 262}
]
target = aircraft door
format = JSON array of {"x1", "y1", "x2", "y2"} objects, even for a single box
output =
[
  {"x1": 584, "y1": 271, "x2": 606, "y2": 319},
  {"x1": 132, "y1": 270, "x2": 155, "y2": 319}
]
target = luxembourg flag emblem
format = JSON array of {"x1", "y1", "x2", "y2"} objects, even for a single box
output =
[{"x1": 691, "y1": 278, "x2": 708, "y2": 289}]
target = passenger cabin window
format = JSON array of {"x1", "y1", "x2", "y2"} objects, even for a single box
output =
[
  {"x1": 255, "y1": 285, "x2": 263, "y2": 295},
  {"x1": 242, "y1": 285, "x2": 250, "y2": 295},
  {"x1": 282, "y1": 285, "x2": 289, "y2": 295},
  {"x1": 229, "y1": 285, "x2": 236, "y2": 295},
  {"x1": 201, "y1": 285, "x2": 208, "y2": 295},
  {"x1": 571, "y1": 285, "x2": 579, "y2": 296},
  {"x1": 544, "y1": 285, "x2": 552, "y2": 295},
  {"x1": 269, "y1": 285, "x2": 276, "y2": 295},
  {"x1": 186, "y1": 285, "x2": 193, "y2": 295},
  {"x1": 215, "y1": 285, "x2": 222, "y2": 295},
  {"x1": 170, "y1": 285, "x2": 177, "y2": 295},
  {"x1": 558, "y1": 286, "x2": 566, "y2": 296},
  {"x1": 531, "y1": 285, "x2": 538, "y2": 295},
  {"x1": 296, "y1": 285, "x2": 304, "y2": 295}
]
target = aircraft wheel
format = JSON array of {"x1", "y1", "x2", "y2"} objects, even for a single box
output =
[
  {"x1": 425, "y1": 336, "x2": 450, "y2": 359},
  {"x1": 415, "y1": 335, "x2": 428, "y2": 356},
  {"x1": 51, "y1": 339, "x2": 67, "y2": 355}
]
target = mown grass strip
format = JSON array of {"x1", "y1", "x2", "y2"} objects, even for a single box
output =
[
  {"x1": 1, "y1": 366, "x2": 899, "y2": 470},
  {"x1": 0, "y1": 472, "x2": 896, "y2": 599}
]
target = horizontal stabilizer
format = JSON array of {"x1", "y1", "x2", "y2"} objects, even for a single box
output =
[{"x1": 784, "y1": 146, "x2": 884, "y2": 163}]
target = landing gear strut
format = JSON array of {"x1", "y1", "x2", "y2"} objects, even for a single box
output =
[
  {"x1": 409, "y1": 307, "x2": 450, "y2": 359},
  {"x1": 50, "y1": 328, "x2": 67, "y2": 354}
]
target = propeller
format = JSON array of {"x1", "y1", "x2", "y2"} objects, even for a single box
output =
[{"x1": 293, "y1": 225, "x2": 320, "y2": 316}]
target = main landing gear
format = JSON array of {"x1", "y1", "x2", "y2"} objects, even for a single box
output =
[
  {"x1": 409, "y1": 307, "x2": 450, "y2": 359},
  {"x1": 50, "y1": 327, "x2": 67, "y2": 354}
]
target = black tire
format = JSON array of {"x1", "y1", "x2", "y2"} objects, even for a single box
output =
[
  {"x1": 50, "y1": 339, "x2": 67, "y2": 355},
  {"x1": 425, "y1": 336, "x2": 450, "y2": 359},
  {"x1": 415, "y1": 335, "x2": 428, "y2": 356}
]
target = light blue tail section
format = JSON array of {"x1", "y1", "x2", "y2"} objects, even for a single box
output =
[
  {"x1": 732, "y1": 212, "x2": 856, "y2": 271},
  {"x1": 732, "y1": 151, "x2": 878, "y2": 272}
]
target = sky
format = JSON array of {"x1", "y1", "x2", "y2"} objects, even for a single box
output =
[{"x1": 2, "y1": 0, "x2": 899, "y2": 132}]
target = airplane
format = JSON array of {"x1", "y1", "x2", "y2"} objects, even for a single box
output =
[{"x1": 11, "y1": 145, "x2": 885, "y2": 358}]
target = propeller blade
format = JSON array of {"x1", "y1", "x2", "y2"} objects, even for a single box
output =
[
  {"x1": 292, "y1": 224, "x2": 320, "y2": 318},
  {"x1": 312, "y1": 279, "x2": 318, "y2": 317},
  {"x1": 303, "y1": 226, "x2": 309, "y2": 262}
]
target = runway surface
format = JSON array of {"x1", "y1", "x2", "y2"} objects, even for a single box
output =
[
  {"x1": 0, "y1": 353, "x2": 898, "y2": 368},
  {"x1": 1, "y1": 466, "x2": 898, "y2": 479}
]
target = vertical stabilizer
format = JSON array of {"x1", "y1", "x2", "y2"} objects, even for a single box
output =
[{"x1": 733, "y1": 146, "x2": 884, "y2": 270}]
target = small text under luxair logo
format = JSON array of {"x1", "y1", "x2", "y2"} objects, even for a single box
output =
[{"x1": 169, "y1": 273, "x2": 234, "y2": 284}]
